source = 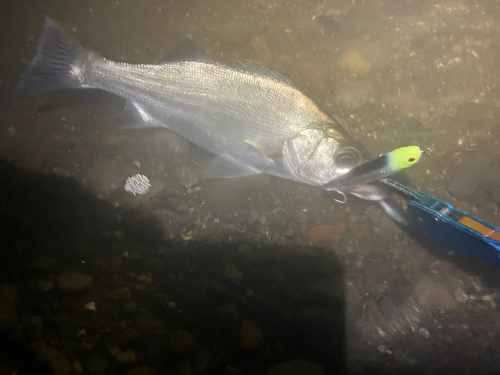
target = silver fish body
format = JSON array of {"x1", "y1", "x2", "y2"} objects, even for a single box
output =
[{"x1": 17, "y1": 17, "x2": 373, "y2": 190}]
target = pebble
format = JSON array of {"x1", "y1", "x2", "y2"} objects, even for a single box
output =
[
  {"x1": 247, "y1": 210, "x2": 259, "y2": 225},
  {"x1": 37, "y1": 279, "x2": 54, "y2": 292},
  {"x1": 325, "y1": 7, "x2": 341, "y2": 16},
  {"x1": 177, "y1": 166, "x2": 199, "y2": 188},
  {"x1": 419, "y1": 327, "x2": 431, "y2": 339},
  {"x1": 56, "y1": 273, "x2": 93, "y2": 292},
  {"x1": 116, "y1": 349, "x2": 137, "y2": 364},
  {"x1": 52, "y1": 167, "x2": 73, "y2": 178},
  {"x1": 316, "y1": 15, "x2": 339, "y2": 33},
  {"x1": 170, "y1": 330, "x2": 194, "y2": 355},
  {"x1": 37, "y1": 347, "x2": 71, "y2": 375},
  {"x1": 252, "y1": 35, "x2": 272, "y2": 61},
  {"x1": 72, "y1": 361, "x2": 83, "y2": 373},
  {"x1": 84, "y1": 302, "x2": 96, "y2": 311},
  {"x1": 224, "y1": 264, "x2": 243, "y2": 286},
  {"x1": 413, "y1": 278, "x2": 458, "y2": 311},
  {"x1": 136, "y1": 310, "x2": 163, "y2": 332},
  {"x1": 240, "y1": 320, "x2": 263, "y2": 349},
  {"x1": 338, "y1": 50, "x2": 372, "y2": 75}
]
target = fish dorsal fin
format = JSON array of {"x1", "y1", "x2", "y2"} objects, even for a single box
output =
[
  {"x1": 163, "y1": 34, "x2": 212, "y2": 63},
  {"x1": 204, "y1": 157, "x2": 260, "y2": 179},
  {"x1": 224, "y1": 61, "x2": 297, "y2": 87}
]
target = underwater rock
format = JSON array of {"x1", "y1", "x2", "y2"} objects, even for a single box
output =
[
  {"x1": 86, "y1": 158, "x2": 134, "y2": 198},
  {"x1": 136, "y1": 310, "x2": 163, "y2": 333},
  {"x1": 116, "y1": 349, "x2": 137, "y2": 364},
  {"x1": 252, "y1": 35, "x2": 272, "y2": 61},
  {"x1": 224, "y1": 264, "x2": 243, "y2": 286},
  {"x1": 170, "y1": 330, "x2": 194, "y2": 355},
  {"x1": 240, "y1": 320, "x2": 263, "y2": 349},
  {"x1": 412, "y1": 277, "x2": 458, "y2": 311},
  {"x1": 177, "y1": 165, "x2": 199, "y2": 188},
  {"x1": 338, "y1": 49, "x2": 372, "y2": 75},
  {"x1": 247, "y1": 210, "x2": 259, "y2": 225},
  {"x1": 56, "y1": 272, "x2": 93, "y2": 292},
  {"x1": 333, "y1": 80, "x2": 373, "y2": 109},
  {"x1": 37, "y1": 347, "x2": 71, "y2": 375}
]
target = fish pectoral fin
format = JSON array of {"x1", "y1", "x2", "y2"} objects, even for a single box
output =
[
  {"x1": 114, "y1": 101, "x2": 159, "y2": 129},
  {"x1": 244, "y1": 139, "x2": 283, "y2": 159},
  {"x1": 163, "y1": 34, "x2": 212, "y2": 63},
  {"x1": 204, "y1": 157, "x2": 260, "y2": 179}
]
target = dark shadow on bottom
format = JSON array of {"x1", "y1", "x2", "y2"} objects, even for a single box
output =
[{"x1": 0, "y1": 161, "x2": 345, "y2": 374}]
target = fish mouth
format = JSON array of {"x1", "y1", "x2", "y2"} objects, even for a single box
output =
[
  {"x1": 323, "y1": 145, "x2": 422, "y2": 194},
  {"x1": 323, "y1": 152, "x2": 392, "y2": 193}
]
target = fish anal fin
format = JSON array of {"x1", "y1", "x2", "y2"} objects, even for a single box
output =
[
  {"x1": 204, "y1": 157, "x2": 260, "y2": 179},
  {"x1": 114, "y1": 101, "x2": 159, "y2": 129}
]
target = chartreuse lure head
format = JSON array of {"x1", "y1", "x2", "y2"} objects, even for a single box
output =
[{"x1": 387, "y1": 145, "x2": 421, "y2": 171}]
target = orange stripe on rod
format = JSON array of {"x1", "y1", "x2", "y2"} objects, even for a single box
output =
[{"x1": 458, "y1": 216, "x2": 500, "y2": 242}]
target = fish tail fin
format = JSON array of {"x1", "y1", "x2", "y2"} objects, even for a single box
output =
[{"x1": 16, "y1": 16, "x2": 90, "y2": 93}]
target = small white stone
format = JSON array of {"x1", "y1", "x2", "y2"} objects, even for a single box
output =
[{"x1": 84, "y1": 302, "x2": 96, "y2": 311}]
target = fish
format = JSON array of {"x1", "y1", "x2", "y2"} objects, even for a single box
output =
[{"x1": 17, "y1": 16, "x2": 381, "y2": 198}]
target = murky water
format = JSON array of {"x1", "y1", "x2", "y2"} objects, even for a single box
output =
[{"x1": 1, "y1": 0, "x2": 500, "y2": 374}]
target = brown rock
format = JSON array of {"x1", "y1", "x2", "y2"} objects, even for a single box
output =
[
  {"x1": 240, "y1": 320, "x2": 263, "y2": 349},
  {"x1": 170, "y1": 330, "x2": 194, "y2": 354}
]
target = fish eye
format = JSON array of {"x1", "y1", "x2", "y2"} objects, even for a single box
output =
[{"x1": 335, "y1": 149, "x2": 360, "y2": 169}]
